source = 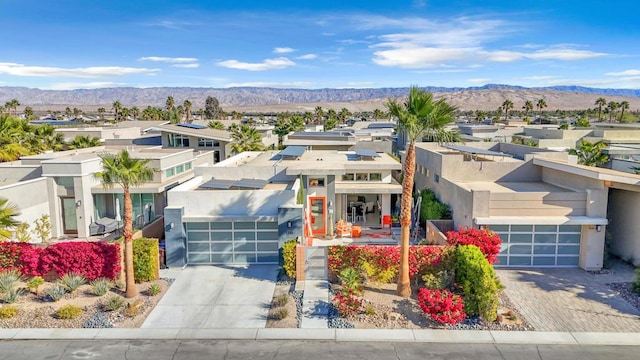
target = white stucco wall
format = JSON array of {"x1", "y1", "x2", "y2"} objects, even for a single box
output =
[{"x1": 0, "y1": 178, "x2": 51, "y2": 241}]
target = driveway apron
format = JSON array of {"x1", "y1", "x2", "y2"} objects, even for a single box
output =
[{"x1": 142, "y1": 265, "x2": 278, "y2": 328}]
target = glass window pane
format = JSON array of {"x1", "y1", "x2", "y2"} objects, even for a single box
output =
[
  {"x1": 166, "y1": 168, "x2": 174, "y2": 177},
  {"x1": 188, "y1": 242, "x2": 210, "y2": 252},
  {"x1": 257, "y1": 222, "x2": 278, "y2": 230},
  {"x1": 257, "y1": 242, "x2": 279, "y2": 252},
  {"x1": 234, "y1": 222, "x2": 255, "y2": 230},
  {"x1": 510, "y1": 245, "x2": 532, "y2": 255},
  {"x1": 233, "y1": 254, "x2": 256, "y2": 263},
  {"x1": 185, "y1": 162, "x2": 192, "y2": 170},
  {"x1": 188, "y1": 253, "x2": 210, "y2": 263},
  {"x1": 557, "y1": 257, "x2": 579, "y2": 266},
  {"x1": 211, "y1": 231, "x2": 233, "y2": 241},
  {"x1": 495, "y1": 233, "x2": 508, "y2": 243},
  {"x1": 534, "y1": 245, "x2": 556, "y2": 254},
  {"x1": 187, "y1": 232, "x2": 209, "y2": 241},
  {"x1": 496, "y1": 256, "x2": 508, "y2": 266},
  {"x1": 534, "y1": 234, "x2": 557, "y2": 244},
  {"x1": 510, "y1": 234, "x2": 533, "y2": 243},
  {"x1": 508, "y1": 256, "x2": 531, "y2": 266},
  {"x1": 212, "y1": 242, "x2": 233, "y2": 252},
  {"x1": 234, "y1": 231, "x2": 255, "y2": 241},
  {"x1": 186, "y1": 222, "x2": 209, "y2": 230},
  {"x1": 511, "y1": 225, "x2": 533, "y2": 232},
  {"x1": 558, "y1": 245, "x2": 580, "y2": 255},
  {"x1": 533, "y1": 257, "x2": 556, "y2": 266},
  {"x1": 257, "y1": 231, "x2": 279, "y2": 241},
  {"x1": 235, "y1": 242, "x2": 255, "y2": 252},
  {"x1": 559, "y1": 225, "x2": 582, "y2": 233},
  {"x1": 256, "y1": 254, "x2": 278, "y2": 263},
  {"x1": 212, "y1": 253, "x2": 233, "y2": 263},
  {"x1": 535, "y1": 225, "x2": 557, "y2": 232},
  {"x1": 369, "y1": 173, "x2": 382, "y2": 181},
  {"x1": 342, "y1": 174, "x2": 354, "y2": 181},
  {"x1": 489, "y1": 225, "x2": 509, "y2": 232},
  {"x1": 558, "y1": 234, "x2": 581, "y2": 244},
  {"x1": 356, "y1": 173, "x2": 368, "y2": 181},
  {"x1": 499, "y1": 244, "x2": 509, "y2": 254},
  {"x1": 211, "y1": 222, "x2": 232, "y2": 230},
  {"x1": 176, "y1": 165, "x2": 184, "y2": 174}
]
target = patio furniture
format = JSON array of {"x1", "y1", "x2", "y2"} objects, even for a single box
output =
[
  {"x1": 336, "y1": 220, "x2": 352, "y2": 238},
  {"x1": 89, "y1": 217, "x2": 119, "y2": 236},
  {"x1": 351, "y1": 225, "x2": 362, "y2": 238},
  {"x1": 382, "y1": 215, "x2": 392, "y2": 229}
]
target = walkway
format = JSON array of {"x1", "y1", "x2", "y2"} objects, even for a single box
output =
[
  {"x1": 300, "y1": 247, "x2": 330, "y2": 328},
  {"x1": 142, "y1": 265, "x2": 278, "y2": 328},
  {"x1": 497, "y1": 261, "x2": 640, "y2": 332}
]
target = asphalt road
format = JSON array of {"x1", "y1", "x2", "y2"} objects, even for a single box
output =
[{"x1": 0, "y1": 340, "x2": 639, "y2": 360}]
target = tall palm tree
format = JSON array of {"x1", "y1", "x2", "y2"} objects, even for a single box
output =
[
  {"x1": 0, "y1": 197, "x2": 20, "y2": 240},
  {"x1": 68, "y1": 135, "x2": 101, "y2": 149},
  {"x1": 5, "y1": 99, "x2": 20, "y2": 117},
  {"x1": 386, "y1": 86, "x2": 457, "y2": 298},
  {"x1": 618, "y1": 101, "x2": 630, "y2": 122},
  {"x1": 314, "y1": 106, "x2": 324, "y2": 126},
  {"x1": 569, "y1": 140, "x2": 609, "y2": 167},
  {"x1": 522, "y1": 100, "x2": 533, "y2": 118},
  {"x1": 165, "y1": 96, "x2": 175, "y2": 111},
  {"x1": 594, "y1": 97, "x2": 606, "y2": 122},
  {"x1": 302, "y1": 111, "x2": 313, "y2": 125},
  {"x1": 501, "y1": 99, "x2": 513, "y2": 121},
  {"x1": 97, "y1": 107, "x2": 106, "y2": 120},
  {"x1": 536, "y1": 99, "x2": 547, "y2": 118},
  {"x1": 474, "y1": 110, "x2": 486, "y2": 123},
  {"x1": 95, "y1": 150, "x2": 154, "y2": 298},
  {"x1": 183, "y1": 100, "x2": 192, "y2": 123},
  {"x1": 230, "y1": 125, "x2": 265, "y2": 154},
  {"x1": 112, "y1": 101, "x2": 122, "y2": 122},
  {"x1": 607, "y1": 101, "x2": 618, "y2": 123},
  {"x1": 373, "y1": 108, "x2": 385, "y2": 120},
  {"x1": 339, "y1": 108, "x2": 352, "y2": 124},
  {"x1": 130, "y1": 106, "x2": 139, "y2": 121}
]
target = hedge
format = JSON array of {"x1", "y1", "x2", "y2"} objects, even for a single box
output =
[
  {"x1": 132, "y1": 238, "x2": 159, "y2": 282},
  {"x1": 454, "y1": 245, "x2": 502, "y2": 322},
  {"x1": 281, "y1": 239, "x2": 297, "y2": 279}
]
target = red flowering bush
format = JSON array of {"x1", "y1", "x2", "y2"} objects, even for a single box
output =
[
  {"x1": 39, "y1": 242, "x2": 121, "y2": 280},
  {"x1": 417, "y1": 288, "x2": 466, "y2": 324},
  {"x1": 333, "y1": 288, "x2": 363, "y2": 316},
  {"x1": 446, "y1": 227, "x2": 502, "y2": 264},
  {"x1": 328, "y1": 245, "x2": 449, "y2": 280},
  {"x1": 0, "y1": 242, "x2": 32, "y2": 271}
]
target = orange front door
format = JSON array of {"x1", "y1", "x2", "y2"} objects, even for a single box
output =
[{"x1": 309, "y1": 196, "x2": 326, "y2": 235}]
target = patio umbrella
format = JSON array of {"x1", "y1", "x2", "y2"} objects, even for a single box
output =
[{"x1": 115, "y1": 197, "x2": 122, "y2": 223}]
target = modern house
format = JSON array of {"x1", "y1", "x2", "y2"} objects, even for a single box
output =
[
  {"x1": 413, "y1": 142, "x2": 640, "y2": 270},
  {"x1": 163, "y1": 146, "x2": 403, "y2": 266}
]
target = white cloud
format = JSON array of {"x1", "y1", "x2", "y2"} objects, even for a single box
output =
[
  {"x1": 46, "y1": 82, "x2": 130, "y2": 90},
  {"x1": 605, "y1": 69, "x2": 640, "y2": 76},
  {"x1": 224, "y1": 81, "x2": 313, "y2": 88},
  {"x1": 171, "y1": 63, "x2": 200, "y2": 68},
  {"x1": 273, "y1": 47, "x2": 295, "y2": 54},
  {"x1": 527, "y1": 49, "x2": 606, "y2": 61},
  {"x1": 373, "y1": 47, "x2": 473, "y2": 68},
  {"x1": 216, "y1": 57, "x2": 296, "y2": 71},
  {"x1": 0, "y1": 63, "x2": 160, "y2": 78},
  {"x1": 468, "y1": 78, "x2": 492, "y2": 84},
  {"x1": 297, "y1": 54, "x2": 318, "y2": 60},
  {"x1": 138, "y1": 56, "x2": 198, "y2": 63}
]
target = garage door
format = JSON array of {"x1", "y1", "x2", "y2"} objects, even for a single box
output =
[
  {"x1": 185, "y1": 221, "x2": 280, "y2": 264},
  {"x1": 489, "y1": 224, "x2": 581, "y2": 267}
]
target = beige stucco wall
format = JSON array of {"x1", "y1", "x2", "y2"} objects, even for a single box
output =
[
  {"x1": 607, "y1": 189, "x2": 640, "y2": 265},
  {"x1": 0, "y1": 178, "x2": 51, "y2": 241}
]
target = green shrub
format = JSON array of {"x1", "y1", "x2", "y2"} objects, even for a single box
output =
[
  {"x1": 58, "y1": 272, "x2": 86, "y2": 293},
  {"x1": 421, "y1": 269, "x2": 454, "y2": 290},
  {"x1": 56, "y1": 304, "x2": 83, "y2": 319},
  {"x1": 633, "y1": 269, "x2": 640, "y2": 295},
  {"x1": 147, "y1": 283, "x2": 161, "y2": 296},
  {"x1": 26, "y1": 276, "x2": 44, "y2": 295},
  {"x1": 419, "y1": 189, "x2": 452, "y2": 223},
  {"x1": 0, "y1": 305, "x2": 19, "y2": 318},
  {"x1": 0, "y1": 269, "x2": 23, "y2": 293},
  {"x1": 281, "y1": 239, "x2": 297, "y2": 279},
  {"x1": 364, "y1": 304, "x2": 375, "y2": 315},
  {"x1": 103, "y1": 295, "x2": 125, "y2": 312},
  {"x1": 90, "y1": 278, "x2": 112, "y2": 296},
  {"x1": 133, "y1": 238, "x2": 159, "y2": 282},
  {"x1": 2, "y1": 286, "x2": 24, "y2": 304},
  {"x1": 454, "y1": 245, "x2": 501, "y2": 322},
  {"x1": 361, "y1": 261, "x2": 396, "y2": 284},
  {"x1": 45, "y1": 284, "x2": 67, "y2": 302},
  {"x1": 338, "y1": 267, "x2": 363, "y2": 295}
]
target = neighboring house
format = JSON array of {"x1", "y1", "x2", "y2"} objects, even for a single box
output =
[
  {"x1": 163, "y1": 146, "x2": 402, "y2": 266},
  {"x1": 413, "y1": 142, "x2": 640, "y2": 270},
  {"x1": 159, "y1": 123, "x2": 233, "y2": 163},
  {"x1": 0, "y1": 145, "x2": 209, "y2": 240}
]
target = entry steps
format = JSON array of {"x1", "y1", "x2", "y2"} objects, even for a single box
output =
[{"x1": 299, "y1": 247, "x2": 330, "y2": 328}]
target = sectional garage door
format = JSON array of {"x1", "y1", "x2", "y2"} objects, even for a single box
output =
[
  {"x1": 489, "y1": 224, "x2": 582, "y2": 267},
  {"x1": 185, "y1": 221, "x2": 280, "y2": 264}
]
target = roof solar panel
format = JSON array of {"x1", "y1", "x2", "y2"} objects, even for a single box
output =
[
  {"x1": 367, "y1": 123, "x2": 395, "y2": 129},
  {"x1": 354, "y1": 149, "x2": 381, "y2": 158},
  {"x1": 233, "y1": 179, "x2": 268, "y2": 189},
  {"x1": 199, "y1": 179, "x2": 236, "y2": 189},
  {"x1": 278, "y1": 146, "x2": 306, "y2": 158},
  {"x1": 177, "y1": 123, "x2": 207, "y2": 129},
  {"x1": 445, "y1": 145, "x2": 512, "y2": 157}
]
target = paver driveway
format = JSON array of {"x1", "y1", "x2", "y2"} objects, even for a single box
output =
[
  {"x1": 497, "y1": 262, "x2": 640, "y2": 332},
  {"x1": 142, "y1": 265, "x2": 278, "y2": 328}
]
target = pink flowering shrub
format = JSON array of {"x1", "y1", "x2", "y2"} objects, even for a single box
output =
[
  {"x1": 446, "y1": 227, "x2": 502, "y2": 264},
  {"x1": 417, "y1": 288, "x2": 466, "y2": 324}
]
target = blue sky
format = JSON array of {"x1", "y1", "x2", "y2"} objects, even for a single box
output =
[{"x1": 0, "y1": 0, "x2": 638, "y2": 90}]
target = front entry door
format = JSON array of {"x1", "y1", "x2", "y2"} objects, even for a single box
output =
[
  {"x1": 309, "y1": 197, "x2": 326, "y2": 236},
  {"x1": 61, "y1": 197, "x2": 78, "y2": 234}
]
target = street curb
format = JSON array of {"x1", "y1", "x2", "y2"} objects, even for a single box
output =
[{"x1": 2, "y1": 329, "x2": 639, "y2": 345}]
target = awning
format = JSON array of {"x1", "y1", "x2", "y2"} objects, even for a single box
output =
[
  {"x1": 474, "y1": 216, "x2": 608, "y2": 225},
  {"x1": 336, "y1": 182, "x2": 402, "y2": 194}
]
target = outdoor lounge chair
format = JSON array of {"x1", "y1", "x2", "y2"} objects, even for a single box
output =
[{"x1": 89, "y1": 217, "x2": 119, "y2": 236}]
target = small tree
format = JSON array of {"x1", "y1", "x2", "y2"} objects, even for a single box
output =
[
  {"x1": 14, "y1": 222, "x2": 30, "y2": 242},
  {"x1": 569, "y1": 140, "x2": 609, "y2": 167},
  {"x1": 33, "y1": 214, "x2": 51, "y2": 243}
]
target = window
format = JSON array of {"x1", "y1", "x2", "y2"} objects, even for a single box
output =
[
  {"x1": 185, "y1": 162, "x2": 192, "y2": 171},
  {"x1": 356, "y1": 173, "x2": 368, "y2": 181},
  {"x1": 166, "y1": 168, "x2": 175, "y2": 177},
  {"x1": 434, "y1": 174, "x2": 440, "y2": 183},
  {"x1": 342, "y1": 173, "x2": 355, "y2": 181},
  {"x1": 57, "y1": 177, "x2": 74, "y2": 187},
  {"x1": 168, "y1": 133, "x2": 189, "y2": 147},
  {"x1": 369, "y1": 173, "x2": 382, "y2": 181},
  {"x1": 309, "y1": 177, "x2": 325, "y2": 187},
  {"x1": 176, "y1": 164, "x2": 184, "y2": 174}
]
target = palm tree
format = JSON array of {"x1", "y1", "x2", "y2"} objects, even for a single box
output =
[
  {"x1": 165, "y1": 96, "x2": 175, "y2": 111},
  {"x1": 112, "y1": 101, "x2": 122, "y2": 122},
  {"x1": 183, "y1": 100, "x2": 192, "y2": 123},
  {"x1": 618, "y1": 101, "x2": 630, "y2": 122},
  {"x1": 97, "y1": 107, "x2": 106, "y2": 120},
  {"x1": 207, "y1": 120, "x2": 225, "y2": 130},
  {"x1": 536, "y1": 99, "x2": 547, "y2": 118},
  {"x1": 373, "y1": 108, "x2": 385, "y2": 120},
  {"x1": 230, "y1": 125, "x2": 265, "y2": 154},
  {"x1": 130, "y1": 106, "x2": 139, "y2": 121},
  {"x1": 522, "y1": 100, "x2": 533, "y2": 118},
  {"x1": 594, "y1": 97, "x2": 606, "y2": 122},
  {"x1": 0, "y1": 197, "x2": 20, "y2": 240},
  {"x1": 5, "y1": 99, "x2": 20, "y2": 117},
  {"x1": 501, "y1": 99, "x2": 513, "y2": 122},
  {"x1": 314, "y1": 106, "x2": 324, "y2": 126},
  {"x1": 607, "y1": 101, "x2": 619, "y2": 123},
  {"x1": 474, "y1": 110, "x2": 486, "y2": 123},
  {"x1": 68, "y1": 135, "x2": 101, "y2": 149},
  {"x1": 95, "y1": 150, "x2": 154, "y2": 298},
  {"x1": 23, "y1": 106, "x2": 34, "y2": 120},
  {"x1": 302, "y1": 111, "x2": 313, "y2": 124},
  {"x1": 386, "y1": 86, "x2": 457, "y2": 298},
  {"x1": 339, "y1": 108, "x2": 352, "y2": 124},
  {"x1": 569, "y1": 140, "x2": 609, "y2": 167}
]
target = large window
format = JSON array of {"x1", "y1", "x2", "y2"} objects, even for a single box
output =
[
  {"x1": 198, "y1": 138, "x2": 220, "y2": 148},
  {"x1": 309, "y1": 177, "x2": 325, "y2": 187},
  {"x1": 341, "y1": 173, "x2": 383, "y2": 181},
  {"x1": 168, "y1": 133, "x2": 189, "y2": 147},
  {"x1": 93, "y1": 193, "x2": 155, "y2": 228}
]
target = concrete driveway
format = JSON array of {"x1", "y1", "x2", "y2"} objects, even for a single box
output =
[
  {"x1": 497, "y1": 261, "x2": 640, "y2": 332},
  {"x1": 142, "y1": 265, "x2": 278, "y2": 328}
]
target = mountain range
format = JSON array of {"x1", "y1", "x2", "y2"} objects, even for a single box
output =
[{"x1": 1, "y1": 84, "x2": 639, "y2": 112}]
